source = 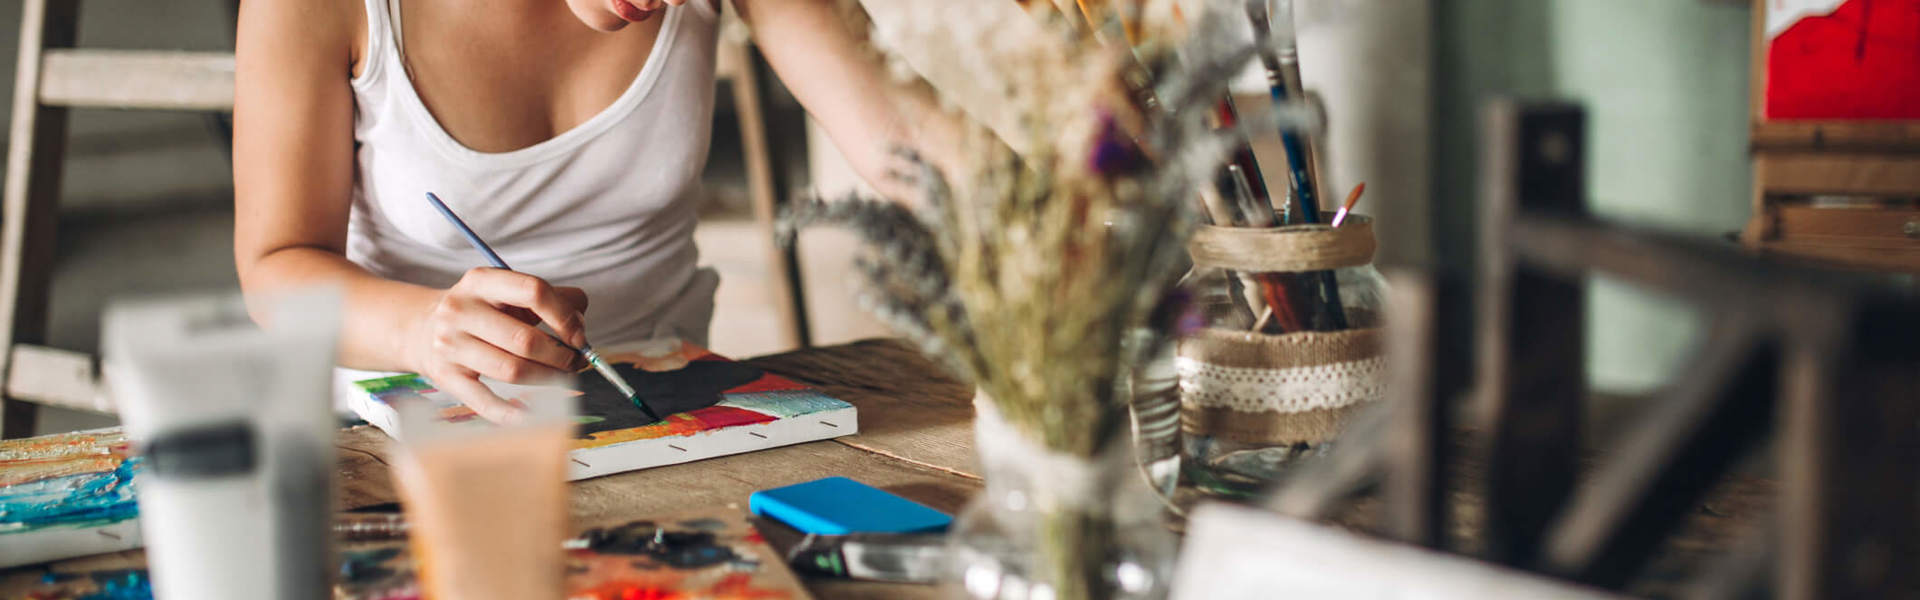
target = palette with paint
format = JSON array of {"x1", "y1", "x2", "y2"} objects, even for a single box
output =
[
  {"x1": 332, "y1": 509, "x2": 812, "y2": 600},
  {"x1": 0, "y1": 429, "x2": 144, "y2": 568},
  {"x1": 346, "y1": 340, "x2": 858, "y2": 480},
  {"x1": 2, "y1": 509, "x2": 811, "y2": 600}
]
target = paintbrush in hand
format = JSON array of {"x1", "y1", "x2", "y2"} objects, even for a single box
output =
[{"x1": 424, "y1": 192, "x2": 661, "y2": 423}]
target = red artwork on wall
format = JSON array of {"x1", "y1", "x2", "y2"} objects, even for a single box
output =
[{"x1": 1765, "y1": 0, "x2": 1920, "y2": 119}]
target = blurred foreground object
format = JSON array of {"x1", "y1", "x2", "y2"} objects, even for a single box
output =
[
  {"x1": 103, "y1": 289, "x2": 341, "y2": 600},
  {"x1": 390, "y1": 378, "x2": 575, "y2": 600},
  {"x1": 787, "y1": 1, "x2": 1328, "y2": 597}
]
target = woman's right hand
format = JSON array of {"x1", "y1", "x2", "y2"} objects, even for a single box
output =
[{"x1": 408, "y1": 267, "x2": 591, "y2": 423}]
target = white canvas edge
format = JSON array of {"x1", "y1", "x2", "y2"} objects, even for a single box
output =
[
  {"x1": 0, "y1": 518, "x2": 143, "y2": 569},
  {"x1": 564, "y1": 405, "x2": 859, "y2": 480}
]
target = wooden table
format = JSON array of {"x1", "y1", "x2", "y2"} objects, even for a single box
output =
[
  {"x1": 356, "y1": 339, "x2": 982, "y2": 600},
  {"x1": 8, "y1": 339, "x2": 1777, "y2": 598},
  {"x1": 8, "y1": 339, "x2": 977, "y2": 600}
]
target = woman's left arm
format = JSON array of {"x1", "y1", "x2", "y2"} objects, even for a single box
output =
[{"x1": 730, "y1": 0, "x2": 963, "y2": 200}]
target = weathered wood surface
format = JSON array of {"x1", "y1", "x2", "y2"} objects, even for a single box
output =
[
  {"x1": 7, "y1": 339, "x2": 1788, "y2": 599},
  {"x1": 8, "y1": 339, "x2": 977, "y2": 600},
  {"x1": 749, "y1": 339, "x2": 980, "y2": 479}
]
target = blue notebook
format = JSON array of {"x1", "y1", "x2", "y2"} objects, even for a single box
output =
[{"x1": 749, "y1": 477, "x2": 953, "y2": 535}]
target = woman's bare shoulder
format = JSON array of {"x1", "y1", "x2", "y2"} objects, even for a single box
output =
[{"x1": 236, "y1": 0, "x2": 366, "y2": 79}]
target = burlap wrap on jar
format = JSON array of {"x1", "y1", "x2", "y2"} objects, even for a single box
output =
[{"x1": 1176, "y1": 216, "x2": 1383, "y2": 446}]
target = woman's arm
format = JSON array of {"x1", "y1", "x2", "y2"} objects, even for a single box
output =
[
  {"x1": 233, "y1": 0, "x2": 588, "y2": 422},
  {"x1": 729, "y1": 0, "x2": 967, "y2": 200}
]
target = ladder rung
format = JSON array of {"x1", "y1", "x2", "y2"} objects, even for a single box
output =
[
  {"x1": 5, "y1": 343, "x2": 108, "y2": 414},
  {"x1": 38, "y1": 49, "x2": 234, "y2": 111}
]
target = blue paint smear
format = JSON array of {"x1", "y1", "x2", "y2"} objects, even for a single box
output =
[
  {"x1": 78, "y1": 569, "x2": 152, "y2": 600},
  {"x1": 0, "y1": 456, "x2": 141, "y2": 533},
  {"x1": 717, "y1": 391, "x2": 852, "y2": 419}
]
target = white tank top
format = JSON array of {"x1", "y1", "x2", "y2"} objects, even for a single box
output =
[{"x1": 345, "y1": 0, "x2": 721, "y2": 347}]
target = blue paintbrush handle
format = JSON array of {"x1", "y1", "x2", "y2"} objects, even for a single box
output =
[
  {"x1": 425, "y1": 193, "x2": 512, "y2": 270},
  {"x1": 426, "y1": 192, "x2": 574, "y2": 345},
  {"x1": 1264, "y1": 86, "x2": 1321, "y2": 222},
  {"x1": 424, "y1": 193, "x2": 664, "y2": 422}
]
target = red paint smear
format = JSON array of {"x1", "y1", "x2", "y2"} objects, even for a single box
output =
[
  {"x1": 685, "y1": 406, "x2": 780, "y2": 429},
  {"x1": 578, "y1": 406, "x2": 778, "y2": 448},
  {"x1": 1766, "y1": 0, "x2": 1920, "y2": 119},
  {"x1": 709, "y1": 573, "x2": 790, "y2": 598},
  {"x1": 574, "y1": 574, "x2": 788, "y2": 600}
]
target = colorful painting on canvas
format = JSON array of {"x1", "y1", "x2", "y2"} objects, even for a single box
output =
[
  {"x1": 0, "y1": 429, "x2": 143, "y2": 567},
  {"x1": 355, "y1": 341, "x2": 851, "y2": 450},
  {"x1": 1764, "y1": 0, "x2": 1920, "y2": 119}
]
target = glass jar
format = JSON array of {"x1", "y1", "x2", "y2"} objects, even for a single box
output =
[
  {"x1": 947, "y1": 396, "x2": 1177, "y2": 600},
  {"x1": 1177, "y1": 214, "x2": 1387, "y2": 497}
]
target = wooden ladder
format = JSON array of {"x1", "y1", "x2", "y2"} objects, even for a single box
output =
[{"x1": 0, "y1": 0, "x2": 808, "y2": 437}]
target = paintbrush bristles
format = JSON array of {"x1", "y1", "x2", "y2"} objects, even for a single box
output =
[{"x1": 1331, "y1": 182, "x2": 1365, "y2": 227}]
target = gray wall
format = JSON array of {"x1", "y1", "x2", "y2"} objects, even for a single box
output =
[
  {"x1": 1435, "y1": 0, "x2": 1753, "y2": 393},
  {"x1": 0, "y1": 1, "x2": 238, "y2": 216}
]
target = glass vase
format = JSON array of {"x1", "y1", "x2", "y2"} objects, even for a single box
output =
[
  {"x1": 1125, "y1": 328, "x2": 1181, "y2": 500},
  {"x1": 946, "y1": 395, "x2": 1177, "y2": 600}
]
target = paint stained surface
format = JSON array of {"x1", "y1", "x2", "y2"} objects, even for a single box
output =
[
  {"x1": 339, "y1": 508, "x2": 805, "y2": 600},
  {"x1": 355, "y1": 341, "x2": 852, "y2": 452},
  {"x1": 0, "y1": 430, "x2": 141, "y2": 539},
  {"x1": 1, "y1": 510, "x2": 806, "y2": 600},
  {"x1": 0, "y1": 569, "x2": 152, "y2": 600}
]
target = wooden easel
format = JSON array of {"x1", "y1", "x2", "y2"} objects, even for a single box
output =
[
  {"x1": 0, "y1": 0, "x2": 808, "y2": 437},
  {"x1": 1740, "y1": 0, "x2": 1920, "y2": 271}
]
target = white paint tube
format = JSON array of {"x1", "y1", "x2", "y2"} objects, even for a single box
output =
[{"x1": 103, "y1": 289, "x2": 342, "y2": 600}]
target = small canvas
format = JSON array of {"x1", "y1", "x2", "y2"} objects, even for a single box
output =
[
  {"x1": 0, "y1": 428, "x2": 144, "y2": 568},
  {"x1": 345, "y1": 340, "x2": 857, "y2": 480}
]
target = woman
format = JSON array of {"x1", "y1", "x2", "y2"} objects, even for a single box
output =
[{"x1": 233, "y1": 0, "x2": 953, "y2": 422}]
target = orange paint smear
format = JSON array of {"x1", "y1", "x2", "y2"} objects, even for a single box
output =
[
  {"x1": 576, "y1": 406, "x2": 778, "y2": 449},
  {"x1": 0, "y1": 456, "x2": 120, "y2": 487}
]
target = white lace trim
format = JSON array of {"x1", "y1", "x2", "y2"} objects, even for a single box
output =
[{"x1": 1175, "y1": 356, "x2": 1385, "y2": 413}]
